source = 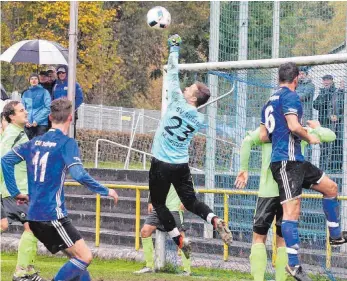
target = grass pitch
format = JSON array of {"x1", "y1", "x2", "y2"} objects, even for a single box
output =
[{"x1": 1, "y1": 252, "x2": 251, "y2": 281}]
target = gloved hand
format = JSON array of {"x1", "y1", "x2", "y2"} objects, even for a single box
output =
[{"x1": 168, "y1": 34, "x2": 182, "y2": 53}]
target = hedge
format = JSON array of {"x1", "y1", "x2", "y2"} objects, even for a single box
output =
[{"x1": 77, "y1": 129, "x2": 234, "y2": 170}]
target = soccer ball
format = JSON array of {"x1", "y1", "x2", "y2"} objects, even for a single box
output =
[{"x1": 146, "y1": 6, "x2": 171, "y2": 29}]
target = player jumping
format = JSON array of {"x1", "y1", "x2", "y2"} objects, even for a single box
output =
[
  {"x1": 235, "y1": 120, "x2": 336, "y2": 281},
  {"x1": 260, "y1": 62, "x2": 347, "y2": 281},
  {"x1": 149, "y1": 34, "x2": 232, "y2": 259},
  {"x1": 2, "y1": 98, "x2": 119, "y2": 281}
]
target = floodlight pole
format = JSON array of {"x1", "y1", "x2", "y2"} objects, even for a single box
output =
[{"x1": 67, "y1": 1, "x2": 78, "y2": 138}]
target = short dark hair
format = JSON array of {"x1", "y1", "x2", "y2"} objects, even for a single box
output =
[
  {"x1": 278, "y1": 62, "x2": 299, "y2": 83},
  {"x1": 50, "y1": 98, "x2": 72, "y2": 124},
  {"x1": 3, "y1": 101, "x2": 20, "y2": 123},
  {"x1": 39, "y1": 71, "x2": 48, "y2": 76},
  {"x1": 194, "y1": 82, "x2": 210, "y2": 107}
]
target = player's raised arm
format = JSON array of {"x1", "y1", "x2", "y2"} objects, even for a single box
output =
[
  {"x1": 235, "y1": 128, "x2": 262, "y2": 189},
  {"x1": 62, "y1": 139, "x2": 118, "y2": 204},
  {"x1": 166, "y1": 34, "x2": 184, "y2": 104}
]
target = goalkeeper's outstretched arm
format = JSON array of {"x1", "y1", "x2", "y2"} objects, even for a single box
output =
[{"x1": 166, "y1": 34, "x2": 184, "y2": 104}]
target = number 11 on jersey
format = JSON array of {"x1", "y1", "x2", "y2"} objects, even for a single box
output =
[{"x1": 32, "y1": 151, "x2": 50, "y2": 182}]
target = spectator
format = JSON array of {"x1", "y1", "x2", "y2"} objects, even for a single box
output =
[
  {"x1": 46, "y1": 67, "x2": 57, "y2": 129},
  {"x1": 53, "y1": 65, "x2": 84, "y2": 138},
  {"x1": 22, "y1": 73, "x2": 51, "y2": 139},
  {"x1": 296, "y1": 66, "x2": 315, "y2": 122},
  {"x1": 313, "y1": 74, "x2": 344, "y2": 172},
  {"x1": 47, "y1": 67, "x2": 57, "y2": 100}
]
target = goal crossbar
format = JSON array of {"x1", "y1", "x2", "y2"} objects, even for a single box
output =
[{"x1": 163, "y1": 53, "x2": 347, "y2": 71}]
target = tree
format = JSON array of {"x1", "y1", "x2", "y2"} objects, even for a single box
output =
[{"x1": 1, "y1": 1, "x2": 127, "y2": 105}]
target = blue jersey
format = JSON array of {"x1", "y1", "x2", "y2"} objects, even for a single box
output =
[
  {"x1": 261, "y1": 87, "x2": 304, "y2": 162},
  {"x1": 13, "y1": 129, "x2": 82, "y2": 221},
  {"x1": 151, "y1": 51, "x2": 206, "y2": 164}
]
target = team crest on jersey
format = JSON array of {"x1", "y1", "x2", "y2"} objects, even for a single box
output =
[{"x1": 73, "y1": 157, "x2": 82, "y2": 162}]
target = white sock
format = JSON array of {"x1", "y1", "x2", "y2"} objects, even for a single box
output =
[{"x1": 206, "y1": 213, "x2": 217, "y2": 225}]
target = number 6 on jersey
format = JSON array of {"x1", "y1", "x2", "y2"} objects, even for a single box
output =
[{"x1": 265, "y1": 105, "x2": 275, "y2": 133}]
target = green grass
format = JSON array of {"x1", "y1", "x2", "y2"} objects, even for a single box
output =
[
  {"x1": 2, "y1": 252, "x2": 344, "y2": 281},
  {"x1": 1, "y1": 252, "x2": 250, "y2": 281}
]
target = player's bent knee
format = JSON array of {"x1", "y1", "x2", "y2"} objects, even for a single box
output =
[
  {"x1": 328, "y1": 181, "x2": 338, "y2": 197},
  {"x1": 141, "y1": 227, "x2": 153, "y2": 238},
  {"x1": 78, "y1": 248, "x2": 93, "y2": 264},
  {"x1": 71, "y1": 239, "x2": 93, "y2": 264},
  {"x1": 252, "y1": 232, "x2": 267, "y2": 244},
  {"x1": 181, "y1": 198, "x2": 198, "y2": 212},
  {"x1": 1, "y1": 219, "x2": 8, "y2": 232},
  {"x1": 282, "y1": 199, "x2": 300, "y2": 219}
]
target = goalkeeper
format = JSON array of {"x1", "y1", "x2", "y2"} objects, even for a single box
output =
[
  {"x1": 134, "y1": 185, "x2": 191, "y2": 276},
  {"x1": 149, "y1": 34, "x2": 232, "y2": 260},
  {"x1": 235, "y1": 120, "x2": 336, "y2": 281}
]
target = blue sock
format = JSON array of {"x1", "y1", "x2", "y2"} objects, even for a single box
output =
[
  {"x1": 323, "y1": 197, "x2": 341, "y2": 239},
  {"x1": 282, "y1": 220, "x2": 300, "y2": 267},
  {"x1": 54, "y1": 258, "x2": 89, "y2": 281}
]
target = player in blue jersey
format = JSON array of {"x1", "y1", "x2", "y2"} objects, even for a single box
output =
[
  {"x1": 260, "y1": 62, "x2": 347, "y2": 281},
  {"x1": 1, "y1": 98, "x2": 119, "y2": 281},
  {"x1": 149, "y1": 34, "x2": 232, "y2": 259}
]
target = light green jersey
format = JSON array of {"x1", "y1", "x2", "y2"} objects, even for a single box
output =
[
  {"x1": 240, "y1": 126, "x2": 336, "y2": 197},
  {"x1": 0, "y1": 123, "x2": 29, "y2": 197}
]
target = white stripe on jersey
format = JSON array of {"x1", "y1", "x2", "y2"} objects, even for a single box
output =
[
  {"x1": 12, "y1": 148, "x2": 24, "y2": 160},
  {"x1": 280, "y1": 161, "x2": 291, "y2": 200},
  {"x1": 55, "y1": 167, "x2": 67, "y2": 219},
  {"x1": 51, "y1": 220, "x2": 74, "y2": 247}
]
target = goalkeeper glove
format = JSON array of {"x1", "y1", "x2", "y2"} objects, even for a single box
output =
[{"x1": 168, "y1": 34, "x2": 182, "y2": 53}]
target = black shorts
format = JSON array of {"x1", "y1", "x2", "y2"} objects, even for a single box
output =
[
  {"x1": 29, "y1": 217, "x2": 82, "y2": 254},
  {"x1": 253, "y1": 197, "x2": 283, "y2": 237},
  {"x1": 149, "y1": 157, "x2": 196, "y2": 208},
  {"x1": 270, "y1": 161, "x2": 324, "y2": 203},
  {"x1": 1, "y1": 197, "x2": 28, "y2": 224}
]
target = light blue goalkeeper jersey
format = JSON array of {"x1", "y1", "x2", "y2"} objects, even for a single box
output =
[{"x1": 151, "y1": 51, "x2": 206, "y2": 164}]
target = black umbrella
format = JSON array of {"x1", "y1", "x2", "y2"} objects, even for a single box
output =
[{"x1": 0, "y1": 39, "x2": 68, "y2": 65}]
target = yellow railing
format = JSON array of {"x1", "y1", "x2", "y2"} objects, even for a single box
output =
[{"x1": 65, "y1": 182, "x2": 347, "y2": 267}]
